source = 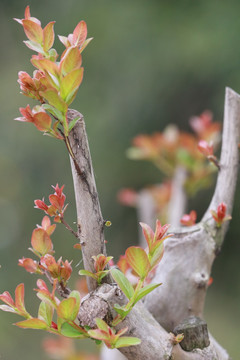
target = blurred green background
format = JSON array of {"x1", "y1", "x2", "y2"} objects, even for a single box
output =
[{"x1": 0, "y1": 0, "x2": 240, "y2": 359}]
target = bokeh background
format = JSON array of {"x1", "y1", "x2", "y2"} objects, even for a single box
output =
[{"x1": 0, "y1": 0, "x2": 240, "y2": 359}]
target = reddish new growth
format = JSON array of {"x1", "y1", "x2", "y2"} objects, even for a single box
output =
[
  {"x1": 180, "y1": 210, "x2": 197, "y2": 226},
  {"x1": 40, "y1": 255, "x2": 72, "y2": 284},
  {"x1": 14, "y1": 5, "x2": 92, "y2": 140},
  {"x1": 79, "y1": 254, "x2": 113, "y2": 285},
  {"x1": 34, "y1": 184, "x2": 67, "y2": 222},
  {"x1": 88, "y1": 318, "x2": 140, "y2": 349},
  {"x1": 197, "y1": 140, "x2": 220, "y2": 169},
  {"x1": 210, "y1": 202, "x2": 232, "y2": 227},
  {"x1": 190, "y1": 110, "x2": 221, "y2": 143}
]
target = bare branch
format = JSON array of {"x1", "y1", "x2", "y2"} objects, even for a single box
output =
[
  {"x1": 80, "y1": 284, "x2": 229, "y2": 360},
  {"x1": 202, "y1": 87, "x2": 240, "y2": 244},
  {"x1": 168, "y1": 166, "x2": 187, "y2": 227},
  {"x1": 68, "y1": 110, "x2": 109, "y2": 291},
  {"x1": 67, "y1": 86, "x2": 240, "y2": 359}
]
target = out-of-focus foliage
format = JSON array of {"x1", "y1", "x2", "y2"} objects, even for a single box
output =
[{"x1": 0, "y1": 1, "x2": 240, "y2": 359}]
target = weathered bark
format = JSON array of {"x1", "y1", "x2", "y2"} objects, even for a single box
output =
[
  {"x1": 202, "y1": 87, "x2": 240, "y2": 246},
  {"x1": 168, "y1": 166, "x2": 187, "y2": 227},
  {"x1": 69, "y1": 88, "x2": 239, "y2": 359},
  {"x1": 143, "y1": 87, "x2": 240, "y2": 358},
  {"x1": 68, "y1": 110, "x2": 108, "y2": 291}
]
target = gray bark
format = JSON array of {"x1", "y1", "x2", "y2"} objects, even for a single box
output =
[
  {"x1": 69, "y1": 88, "x2": 240, "y2": 359},
  {"x1": 68, "y1": 110, "x2": 108, "y2": 291}
]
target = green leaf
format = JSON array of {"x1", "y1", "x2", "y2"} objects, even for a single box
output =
[
  {"x1": 43, "y1": 21, "x2": 55, "y2": 52},
  {"x1": 22, "y1": 19, "x2": 43, "y2": 44},
  {"x1": 60, "y1": 47, "x2": 82, "y2": 75},
  {"x1": 39, "y1": 89, "x2": 68, "y2": 115},
  {"x1": 15, "y1": 318, "x2": 48, "y2": 330},
  {"x1": 68, "y1": 116, "x2": 80, "y2": 132},
  {"x1": 68, "y1": 291, "x2": 81, "y2": 320},
  {"x1": 79, "y1": 269, "x2": 97, "y2": 280},
  {"x1": 111, "y1": 269, "x2": 134, "y2": 300},
  {"x1": 42, "y1": 104, "x2": 65, "y2": 122},
  {"x1": 95, "y1": 318, "x2": 109, "y2": 332},
  {"x1": 57, "y1": 297, "x2": 77, "y2": 321},
  {"x1": 113, "y1": 304, "x2": 130, "y2": 318},
  {"x1": 57, "y1": 316, "x2": 65, "y2": 332},
  {"x1": 60, "y1": 322, "x2": 87, "y2": 338},
  {"x1": 60, "y1": 68, "x2": 83, "y2": 103},
  {"x1": 95, "y1": 339, "x2": 102, "y2": 345},
  {"x1": 125, "y1": 247, "x2": 151, "y2": 280},
  {"x1": 65, "y1": 88, "x2": 79, "y2": 106},
  {"x1": 31, "y1": 59, "x2": 60, "y2": 80},
  {"x1": 80, "y1": 37, "x2": 93, "y2": 53},
  {"x1": 88, "y1": 329, "x2": 109, "y2": 341},
  {"x1": 133, "y1": 283, "x2": 162, "y2": 306},
  {"x1": 97, "y1": 270, "x2": 110, "y2": 283},
  {"x1": 38, "y1": 301, "x2": 53, "y2": 327},
  {"x1": 149, "y1": 243, "x2": 164, "y2": 270},
  {"x1": 115, "y1": 336, "x2": 141, "y2": 348}
]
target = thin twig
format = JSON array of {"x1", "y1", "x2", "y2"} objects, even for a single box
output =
[
  {"x1": 43, "y1": 270, "x2": 71, "y2": 299},
  {"x1": 60, "y1": 217, "x2": 79, "y2": 240}
]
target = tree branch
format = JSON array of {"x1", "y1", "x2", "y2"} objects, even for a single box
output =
[
  {"x1": 68, "y1": 86, "x2": 239, "y2": 359},
  {"x1": 68, "y1": 110, "x2": 109, "y2": 291},
  {"x1": 202, "y1": 87, "x2": 240, "y2": 245},
  {"x1": 79, "y1": 284, "x2": 229, "y2": 360},
  {"x1": 168, "y1": 166, "x2": 187, "y2": 227},
  {"x1": 142, "y1": 87, "x2": 240, "y2": 359}
]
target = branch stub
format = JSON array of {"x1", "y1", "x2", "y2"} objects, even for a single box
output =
[{"x1": 173, "y1": 315, "x2": 210, "y2": 351}]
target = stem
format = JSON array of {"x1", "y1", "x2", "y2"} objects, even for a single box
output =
[
  {"x1": 64, "y1": 135, "x2": 75, "y2": 160},
  {"x1": 60, "y1": 217, "x2": 79, "y2": 240},
  {"x1": 112, "y1": 279, "x2": 144, "y2": 327},
  {"x1": 207, "y1": 155, "x2": 220, "y2": 170},
  {"x1": 43, "y1": 270, "x2": 71, "y2": 299}
]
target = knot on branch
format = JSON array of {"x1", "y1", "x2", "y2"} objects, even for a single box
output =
[
  {"x1": 173, "y1": 315, "x2": 210, "y2": 351},
  {"x1": 78, "y1": 283, "x2": 125, "y2": 328}
]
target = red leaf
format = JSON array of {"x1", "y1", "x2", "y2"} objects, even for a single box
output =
[
  {"x1": 73, "y1": 21, "x2": 87, "y2": 47},
  {"x1": 0, "y1": 291, "x2": 15, "y2": 307},
  {"x1": 25, "y1": 6, "x2": 31, "y2": 19},
  {"x1": 34, "y1": 199, "x2": 48, "y2": 211},
  {"x1": 33, "y1": 112, "x2": 52, "y2": 131},
  {"x1": 36, "y1": 279, "x2": 49, "y2": 292},
  {"x1": 139, "y1": 222, "x2": 154, "y2": 250},
  {"x1": 18, "y1": 257, "x2": 39, "y2": 273},
  {"x1": 180, "y1": 210, "x2": 197, "y2": 226},
  {"x1": 49, "y1": 194, "x2": 62, "y2": 212}
]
